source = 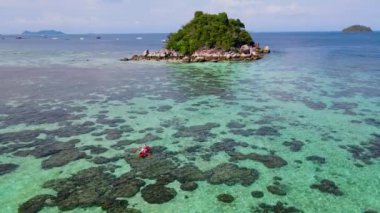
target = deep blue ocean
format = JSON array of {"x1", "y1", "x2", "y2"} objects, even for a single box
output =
[{"x1": 0, "y1": 32, "x2": 379, "y2": 213}]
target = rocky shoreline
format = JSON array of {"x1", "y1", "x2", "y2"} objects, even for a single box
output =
[{"x1": 122, "y1": 44, "x2": 270, "y2": 63}]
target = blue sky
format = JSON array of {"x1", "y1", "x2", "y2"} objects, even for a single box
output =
[{"x1": 0, "y1": 0, "x2": 379, "y2": 34}]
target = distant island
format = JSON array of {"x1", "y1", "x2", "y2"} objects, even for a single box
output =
[
  {"x1": 22, "y1": 30, "x2": 65, "y2": 36},
  {"x1": 126, "y1": 11, "x2": 270, "y2": 63},
  {"x1": 342, "y1": 25, "x2": 372, "y2": 33}
]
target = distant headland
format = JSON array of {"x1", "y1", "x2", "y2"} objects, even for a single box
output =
[
  {"x1": 342, "y1": 25, "x2": 372, "y2": 33},
  {"x1": 22, "y1": 30, "x2": 65, "y2": 36},
  {"x1": 124, "y1": 11, "x2": 270, "y2": 63}
]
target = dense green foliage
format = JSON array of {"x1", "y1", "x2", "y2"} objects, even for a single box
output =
[{"x1": 166, "y1": 11, "x2": 253, "y2": 55}]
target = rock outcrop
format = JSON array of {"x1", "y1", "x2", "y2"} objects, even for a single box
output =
[{"x1": 123, "y1": 44, "x2": 270, "y2": 63}]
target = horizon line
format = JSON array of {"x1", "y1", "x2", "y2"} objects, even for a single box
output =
[{"x1": 1, "y1": 30, "x2": 378, "y2": 35}]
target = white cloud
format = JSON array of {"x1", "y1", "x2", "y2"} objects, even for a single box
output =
[
  {"x1": 263, "y1": 3, "x2": 304, "y2": 15},
  {"x1": 209, "y1": 0, "x2": 305, "y2": 16},
  {"x1": 14, "y1": 14, "x2": 97, "y2": 26}
]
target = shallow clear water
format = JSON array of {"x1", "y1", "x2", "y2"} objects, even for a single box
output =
[{"x1": 0, "y1": 33, "x2": 379, "y2": 213}]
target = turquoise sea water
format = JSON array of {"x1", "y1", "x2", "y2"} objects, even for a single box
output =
[{"x1": 0, "y1": 32, "x2": 379, "y2": 213}]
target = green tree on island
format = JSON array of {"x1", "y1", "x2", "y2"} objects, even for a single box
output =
[{"x1": 166, "y1": 11, "x2": 253, "y2": 55}]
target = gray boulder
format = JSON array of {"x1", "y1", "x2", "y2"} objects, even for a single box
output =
[{"x1": 240, "y1": 45, "x2": 250, "y2": 54}]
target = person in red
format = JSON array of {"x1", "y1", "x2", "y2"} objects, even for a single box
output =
[{"x1": 134, "y1": 144, "x2": 152, "y2": 158}]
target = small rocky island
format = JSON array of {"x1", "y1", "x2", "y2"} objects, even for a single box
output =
[
  {"x1": 22, "y1": 30, "x2": 65, "y2": 36},
  {"x1": 124, "y1": 11, "x2": 270, "y2": 63},
  {"x1": 342, "y1": 25, "x2": 372, "y2": 33}
]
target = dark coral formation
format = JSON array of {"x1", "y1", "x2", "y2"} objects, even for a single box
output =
[
  {"x1": 0, "y1": 130, "x2": 42, "y2": 144},
  {"x1": 230, "y1": 119, "x2": 282, "y2": 137},
  {"x1": 157, "y1": 105, "x2": 173, "y2": 112},
  {"x1": 252, "y1": 202, "x2": 303, "y2": 213},
  {"x1": 227, "y1": 120, "x2": 246, "y2": 129},
  {"x1": 267, "y1": 185, "x2": 287, "y2": 196},
  {"x1": 104, "y1": 129, "x2": 123, "y2": 140},
  {"x1": 39, "y1": 167, "x2": 145, "y2": 211},
  {"x1": 92, "y1": 156, "x2": 122, "y2": 164},
  {"x1": 80, "y1": 145, "x2": 108, "y2": 154},
  {"x1": 229, "y1": 152, "x2": 287, "y2": 168},
  {"x1": 364, "y1": 209, "x2": 379, "y2": 213},
  {"x1": 160, "y1": 117, "x2": 187, "y2": 129},
  {"x1": 251, "y1": 191, "x2": 264, "y2": 198},
  {"x1": 0, "y1": 121, "x2": 101, "y2": 174},
  {"x1": 340, "y1": 135, "x2": 380, "y2": 164},
  {"x1": 184, "y1": 145, "x2": 202, "y2": 153},
  {"x1": 124, "y1": 146, "x2": 179, "y2": 179},
  {"x1": 310, "y1": 179, "x2": 343, "y2": 196},
  {"x1": 141, "y1": 184, "x2": 177, "y2": 204},
  {"x1": 209, "y1": 138, "x2": 248, "y2": 154},
  {"x1": 217, "y1": 194, "x2": 235, "y2": 203},
  {"x1": 172, "y1": 122, "x2": 220, "y2": 142},
  {"x1": 49, "y1": 121, "x2": 96, "y2": 138},
  {"x1": 180, "y1": 181, "x2": 198, "y2": 191},
  {"x1": 11, "y1": 139, "x2": 87, "y2": 169},
  {"x1": 254, "y1": 126, "x2": 281, "y2": 136},
  {"x1": 18, "y1": 194, "x2": 55, "y2": 213},
  {"x1": 302, "y1": 99, "x2": 327, "y2": 110},
  {"x1": 173, "y1": 164, "x2": 207, "y2": 183},
  {"x1": 41, "y1": 149, "x2": 87, "y2": 169},
  {"x1": 364, "y1": 118, "x2": 380, "y2": 128},
  {"x1": 111, "y1": 173, "x2": 146, "y2": 198},
  {"x1": 283, "y1": 139, "x2": 304, "y2": 152},
  {"x1": 230, "y1": 128, "x2": 255, "y2": 137},
  {"x1": 306, "y1": 155, "x2": 326, "y2": 165},
  {"x1": 0, "y1": 163, "x2": 19, "y2": 175},
  {"x1": 206, "y1": 163, "x2": 259, "y2": 186},
  {"x1": 268, "y1": 90, "x2": 296, "y2": 102},
  {"x1": 1, "y1": 106, "x2": 84, "y2": 127},
  {"x1": 255, "y1": 115, "x2": 280, "y2": 125},
  {"x1": 120, "y1": 124, "x2": 135, "y2": 133},
  {"x1": 330, "y1": 102, "x2": 358, "y2": 115},
  {"x1": 14, "y1": 139, "x2": 80, "y2": 158},
  {"x1": 125, "y1": 159, "x2": 258, "y2": 189},
  {"x1": 107, "y1": 206, "x2": 141, "y2": 213},
  {"x1": 112, "y1": 133, "x2": 161, "y2": 149},
  {"x1": 96, "y1": 117, "x2": 125, "y2": 127},
  {"x1": 184, "y1": 107, "x2": 198, "y2": 111},
  {"x1": 155, "y1": 174, "x2": 176, "y2": 185},
  {"x1": 129, "y1": 158, "x2": 178, "y2": 179}
]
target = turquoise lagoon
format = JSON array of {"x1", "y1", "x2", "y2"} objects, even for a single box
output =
[{"x1": 0, "y1": 33, "x2": 379, "y2": 212}]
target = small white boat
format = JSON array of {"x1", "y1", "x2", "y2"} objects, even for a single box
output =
[
  {"x1": 51, "y1": 37, "x2": 59, "y2": 40},
  {"x1": 136, "y1": 37, "x2": 143, "y2": 40},
  {"x1": 161, "y1": 39, "x2": 166, "y2": 43},
  {"x1": 80, "y1": 37, "x2": 84, "y2": 40}
]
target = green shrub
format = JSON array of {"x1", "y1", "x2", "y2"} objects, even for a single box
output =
[{"x1": 166, "y1": 11, "x2": 253, "y2": 55}]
